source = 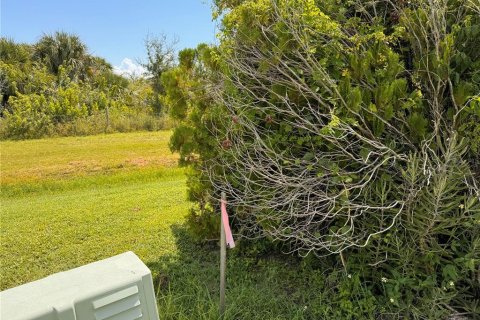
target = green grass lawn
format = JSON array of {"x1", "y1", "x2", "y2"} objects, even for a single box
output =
[
  {"x1": 1, "y1": 131, "x2": 188, "y2": 289},
  {"x1": 1, "y1": 131, "x2": 178, "y2": 185},
  {"x1": 1, "y1": 131, "x2": 350, "y2": 320}
]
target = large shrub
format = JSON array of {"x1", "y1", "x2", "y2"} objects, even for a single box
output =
[{"x1": 164, "y1": 0, "x2": 480, "y2": 317}]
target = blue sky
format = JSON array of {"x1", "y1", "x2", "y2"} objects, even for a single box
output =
[{"x1": 1, "y1": 0, "x2": 218, "y2": 75}]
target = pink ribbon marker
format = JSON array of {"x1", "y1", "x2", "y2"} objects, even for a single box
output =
[{"x1": 221, "y1": 199, "x2": 235, "y2": 248}]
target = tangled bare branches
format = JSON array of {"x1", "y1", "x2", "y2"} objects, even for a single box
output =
[{"x1": 203, "y1": 0, "x2": 479, "y2": 255}]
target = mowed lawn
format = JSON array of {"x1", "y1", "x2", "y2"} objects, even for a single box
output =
[
  {"x1": 1, "y1": 131, "x2": 347, "y2": 320},
  {"x1": 0, "y1": 131, "x2": 189, "y2": 289}
]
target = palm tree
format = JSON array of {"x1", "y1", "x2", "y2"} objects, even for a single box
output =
[{"x1": 34, "y1": 31, "x2": 87, "y2": 76}]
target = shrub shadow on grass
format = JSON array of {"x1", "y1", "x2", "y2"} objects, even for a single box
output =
[
  {"x1": 146, "y1": 224, "x2": 228, "y2": 320},
  {"x1": 146, "y1": 224, "x2": 333, "y2": 320}
]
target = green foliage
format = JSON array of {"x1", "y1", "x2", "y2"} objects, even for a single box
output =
[
  {"x1": 33, "y1": 31, "x2": 87, "y2": 77},
  {"x1": 141, "y1": 35, "x2": 176, "y2": 113},
  {"x1": 162, "y1": 0, "x2": 480, "y2": 318},
  {"x1": 0, "y1": 34, "x2": 167, "y2": 139},
  {"x1": 161, "y1": 44, "x2": 223, "y2": 239}
]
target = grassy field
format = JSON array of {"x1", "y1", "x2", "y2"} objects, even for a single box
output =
[
  {"x1": 1, "y1": 131, "x2": 187, "y2": 288},
  {"x1": 1, "y1": 131, "x2": 178, "y2": 185},
  {"x1": 1, "y1": 131, "x2": 351, "y2": 319}
]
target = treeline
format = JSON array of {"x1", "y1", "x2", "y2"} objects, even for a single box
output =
[
  {"x1": 0, "y1": 32, "x2": 168, "y2": 139},
  {"x1": 162, "y1": 0, "x2": 480, "y2": 318}
]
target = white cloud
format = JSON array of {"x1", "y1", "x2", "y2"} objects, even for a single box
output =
[{"x1": 113, "y1": 58, "x2": 147, "y2": 78}]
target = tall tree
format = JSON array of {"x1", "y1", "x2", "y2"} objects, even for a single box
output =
[
  {"x1": 34, "y1": 31, "x2": 87, "y2": 77},
  {"x1": 142, "y1": 34, "x2": 176, "y2": 113}
]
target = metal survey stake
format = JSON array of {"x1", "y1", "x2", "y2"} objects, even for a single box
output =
[
  {"x1": 219, "y1": 192, "x2": 235, "y2": 318},
  {"x1": 219, "y1": 191, "x2": 227, "y2": 318}
]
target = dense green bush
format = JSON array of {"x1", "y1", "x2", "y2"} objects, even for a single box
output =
[
  {"x1": 161, "y1": 43, "x2": 223, "y2": 240},
  {"x1": 163, "y1": 0, "x2": 480, "y2": 318}
]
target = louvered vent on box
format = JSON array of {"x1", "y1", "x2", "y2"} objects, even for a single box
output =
[
  {"x1": 92, "y1": 285, "x2": 142, "y2": 320},
  {"x1": 0, "y1": 252, "x2": 159, "y2": 320}
]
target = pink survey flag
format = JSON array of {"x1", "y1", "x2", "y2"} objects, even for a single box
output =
[{"x1": 221, "y1": 199, "x2": 235, "y2": 248}]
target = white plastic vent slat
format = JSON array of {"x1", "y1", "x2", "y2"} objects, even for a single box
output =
[
  {"x1": 93, "y1": 285, "x2": 139, "y2": 309},
  {"x1": 94, "y1": 294, "x2": 141, "y2": 320},
  {"x1": 103, "y1": 306, "x2": 143, "y2": 320}
]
